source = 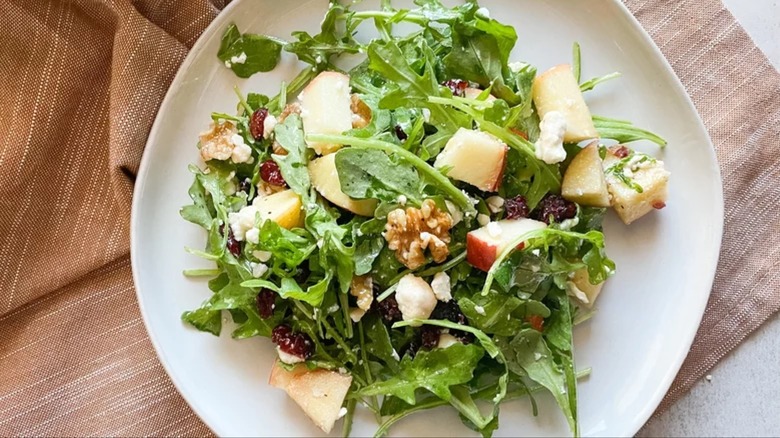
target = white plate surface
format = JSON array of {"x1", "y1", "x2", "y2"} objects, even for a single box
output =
[{"x1": 131, "y1": 1, "x2": 724, "y2": 436}]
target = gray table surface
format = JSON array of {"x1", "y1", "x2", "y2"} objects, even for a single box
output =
[{"x1": 639, "y1": 1, "x2": 780, "y2": 436}]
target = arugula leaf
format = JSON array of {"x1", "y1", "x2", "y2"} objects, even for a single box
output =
[
  {"x1": 272, "y1": 115, "x2": 311, "y2": 197},
  {"x1": 354, "y1": 235, "x2": 385, "y2": 276},
  {"x1": 363, "y1": 313, "x2": 400, "y2": 372},
  {"x1": 459, "y1": 292, "x2": 524, "y2": 336},
  {"x1": 254, "y1": 220, "x2": 316, "y2": 271},
  {"x1": 241, "y1": 274, "x2": 331, "y2": 307},
  {"x1": 357, "y1": 343, "x2": 484, "y2": 404},
  {"x1": 180, "y1": 176, "x2": 214, "y2": 230},
  {"x1": 592, "y1": 115, "x2": 667, "y2": 147},
  {"x1": 218, "y1": 24, "x2": 284, "y2": 78},
  {"x1": 505, "y1": 328, "x2": 577, "y2": 434},
  {"x1": 181, "y1": 306, "x2": 221, "y2": 336},
  {"x1": 285, "y1": 2, "x2": 361, "y2": 69},
  {"x1": 335, "y1": 148, "x2": 422, "y2": 203}
]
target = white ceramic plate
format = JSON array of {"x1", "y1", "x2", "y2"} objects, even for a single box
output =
[{"x1": 131, "y1": 0, "x2": 723, "y2": 436}]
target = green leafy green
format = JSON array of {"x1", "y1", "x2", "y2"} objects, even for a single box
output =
[
  {"x1": 335, "y1": 148, "x2": 422, "y2": 203},
  {"x1": 218, "y1": 23, "x2": 284, "y2": 78}
]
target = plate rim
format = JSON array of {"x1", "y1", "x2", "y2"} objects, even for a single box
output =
[{"x1": 130, "y1": 0, "x2": 725, "y2": 436}]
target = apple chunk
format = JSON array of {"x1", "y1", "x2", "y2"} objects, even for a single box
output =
[
  {"x1": 566, "y1": 268, "x2": 605, "y2": 308},
  {"x1": 309, "y1": 152, "x2": 378, "y2": 216},
  {"x1": 268, "y1": 361, "x2": 353, "y2": 434},
  {"x1": 562, "y1": 142, "x2": 610, "y2": 207},
  {"x1": 532, "y1": 64, "x2": 598, "y2": 143},
  {"x1": 434, "y1": 128, "x2": 508, "y2": 192},
  {"x1": 254, "y1": 189, "x2": 304, "y2": 229},
  {"x1": 602, "y1": 147, "x2": 670, "y2": 225},
  {"x1": 300, "y1": 71, "x2": 353, "y2": 155},
  {"x1": 467, "y1": 219, "x2": 547, "y2": 272}
]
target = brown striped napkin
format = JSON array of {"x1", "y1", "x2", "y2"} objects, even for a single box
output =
[{"x1": 0, "y1": 0, "x2": 778, "y2": 435}]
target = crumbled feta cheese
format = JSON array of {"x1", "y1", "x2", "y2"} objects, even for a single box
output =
[
  {"x1": 230, "y1": 134, "x2": 253, "y2": 163},
  {"x1": 486, "y1": 221, "x2": 502, "y2": 238},
  {"x1": 397, "y1": 194, "x2": 408, "y2": 206},
  {"x1": 230, "y1": 52, "x2": 247, "y2": 65},
  {"x1": 327, "y1": 304, "x2": 339, "y2": 314},
  {"x1": 395, "y1": 274, "x2": 438, "y2": 325},
  {"x1": 437, "y1": 333, "x2": 459, "y2": 349},
  {"x1": 245, "y1": 227, "x2": 260, "y2": 244},
  {"x1": 477, "y1": 213, "x2": 491, "y2": 227},
  {"x1": 476, "y1": 6, "x2": 490, "y2": 18},
  {"x1": 565, "y1": 280, "x2": 590, "y2": 305},
  {"x1": 263, "y1": 114, "x2": 277, "y2": 139},
  {"x1": 430, "y1": 271, "x2": 452, "y2": 302},
  {"x1": 338, "y1": 407, "x2": 348, "y2": 419},
  {"x1": 534, "y1": 352, "x2": 543, "y2": 361},
  {"x1": 486, "y1": 196, "x2": 504, "y2": 213},
  {"x1": 228, "y1": 204, "x2": 260, "y2": 241},
  {"x1": 534, "y1": 111, "x2": 568, "y2": 164},
  {"x1": 252, "y1": 250, "x2": 272, "y2": 262},
  {"x1": 251, "y1": 262, "x2": 268, "y2": 278},
  {"x1": 349, "y1": 308, "x2": 366, "y2": 323},
  {"x1": 277, "y1": 347, "x2": 304, "y2": 365},
  {"x1": 705, "y1": 374, "x2": 713, "y2": 382},
  {"x1": 531, "y1": 249, "x2": 541, "y2": 256},
  {"x1": 224, "y1": 60, "x2": 232, "y2": 68},
  {"x1": 444, "y1": 200, "x2": 463, "y2": 226},
  {"x1": 474, "y1": 305, "x2": 486, "y2": 316}
]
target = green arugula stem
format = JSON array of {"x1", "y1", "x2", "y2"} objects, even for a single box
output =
[
  {"x1": 572, "y1": 42, "x2": 582, "y2": 83},
  {"x1": 182, "y1": 268, "x2": 220, "y2": 277},
  {"x1": 387, "y1": 250, "x2": 467, "y2": 286},
  {"x1": 232, "y1": 86, "x2": 254, "y2": 115},
  {"x1": 306, "y1": 134, "x2": 476, "y2": 215},
  {"x1": 348, "y1": 11, "x2": 428, "y2": 26},
  {"x1": 579, "y1": 72, "x2": 621, "y2": 93}
]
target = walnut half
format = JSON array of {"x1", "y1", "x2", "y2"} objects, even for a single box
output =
[{"x1": 384, "y1": 199, "x2": 453, "y2": 270}]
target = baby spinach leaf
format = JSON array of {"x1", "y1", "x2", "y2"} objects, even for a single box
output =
[{"x1": 218, "y1": 23, "x2": 284, "y2": 78}]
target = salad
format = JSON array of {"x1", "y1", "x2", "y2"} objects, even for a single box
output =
[{"x1": 180, "y1": 1, "x2": 670, "y2": 436}]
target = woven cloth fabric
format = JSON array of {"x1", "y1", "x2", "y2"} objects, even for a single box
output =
[{"x1": 0, "y1": 0, "x2": 778, "y2": 435}]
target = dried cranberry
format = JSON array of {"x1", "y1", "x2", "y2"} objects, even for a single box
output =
[
  {"x1": 375, "y1": 296, "x2": 403, "y2": 324},
  {"x1": 504, "y1": 195, "x2": 530, "y2": 219},
  {"x1": 527, "y1": 315, "x2": 544, "y2": 332},
  {"x1": 431, "y1": 300, "x2": 467, "y2": 325},
  {"x1": 260, "y1": 160, "x2": 287, "y2": 187},
  {"x1": 394, "y1": 125, "x2": 408, "y2": 141},
  {"x1": 249, "y1": 108, "x2": 269, "y2": 140},
  {"x1": 420, "y1": 326, "x2": 441, "y2": 349},
  {"x1": 271, "y1": 324, "x2": 314, "y2": 360},
  {"x1": 611, "y1": 145, "x2": 630, "y2": 158},
  {"x1": 271, "y1": 325, "x2": 292, "y2": 344},
  {"x1": 532, "y1": 194, "x2": 577, "y2": 224},
  {"x1": 442, "y1": 79, "x2": 468, "y2": 97},
  {"x1": 256, "y1": 289, "x2": 276, "y2": 319},
  {"x1": 431, "y1": 301, "x2": 473, "y2": 343},
  {"x1": 226, "y1": 230, "x2": 241, "y2": 257},
  {"x1": 652, "y1": 201, "x2": 667, "y2": 210}
]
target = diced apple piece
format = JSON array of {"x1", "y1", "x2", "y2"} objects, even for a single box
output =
[
  {"x1": 308, "y1": 152, "x2": 377, "y2": 216},
  {"x1": 532, "y1": 64, "x2": 598, "y2": 143},
  {"x1": 268, "y1": 360, "x2": 308, "y2": 390},
  {"x1": 466, "y1": 219, "x2": 547, "y2": 272},
  {"x1": 286, "y1": 369, "x2": 353, "y2": 433},
  {"x1": 434, "y1": 128, "x2": 508, "y2": 192},
  {"x1": 562, "y1": 142, "x2": 610, "y2": 207},
  {"x1": 464, "y1": 87, "x2": 497, "y2": 102},
  {"x1": 300, "y1": 71, "x2": 353, "y2": 155},
  {"x1": 603, "y1": 147, "x2": 670, "y2": 225},
  {"x1": 254, "y1": 189, "x2": 304, "y2": 229},
  {"x1": 566, "y1": 268, "x2": 605, "y2": 308}
]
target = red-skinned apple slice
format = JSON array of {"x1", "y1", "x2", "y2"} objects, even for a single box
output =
[
  {"x1": 467, "y1": 219, "x2": 548, "y2": 272},
  {"x1": 434, "y1": 128, "x2": 508, "y2": 192}
]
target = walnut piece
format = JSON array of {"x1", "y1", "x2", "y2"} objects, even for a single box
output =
[
  {"x1": 350, "y1": 94, "x2": 371, "y2": 129},
  {"x1": 350, "y1": 275, "x2": 374, "y2": 311},
  {"x1": 384, "y1": 199, "x2": 453, "y2": 270},
  {"x1": 199, "y1": 121, "x2": 237, "y2": 161}
]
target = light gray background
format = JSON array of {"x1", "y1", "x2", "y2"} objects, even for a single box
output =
[{"x1": 639, "y1": 1, "x2": 780, "y2": 436}]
